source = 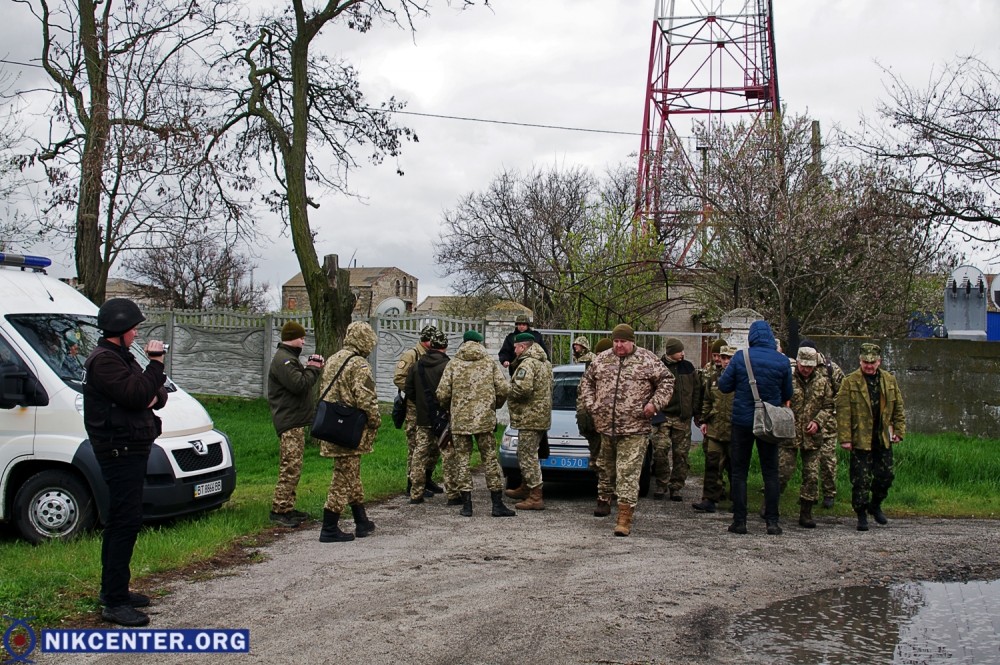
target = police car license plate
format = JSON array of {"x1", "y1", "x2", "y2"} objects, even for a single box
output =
[
  {"x1": 194, "y1": 479, "x2": 222, "y2": 498},
  {"x1": 540, "y1": 456, "x2": 588, "y2": 469}
]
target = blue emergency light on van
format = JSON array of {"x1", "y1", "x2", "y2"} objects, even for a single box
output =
[{"x1": 0, "y1": 253, "x2": 53, "y2": 269}]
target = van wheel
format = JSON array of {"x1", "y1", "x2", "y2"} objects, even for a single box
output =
[{"x1": 13, "y1": 471, "x2": 96, "y2": 544}]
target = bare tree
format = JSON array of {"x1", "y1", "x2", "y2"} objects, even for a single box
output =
[
  {"x1": 665, "y1": 114, "x2": 958, "y2": 338},
  {"x1": 219, "y1": 0, "x2": 480, "y2": 356},
  {"x1": 0, "y1": 73, "x2": 43, "y2": 252},
  {"x1": 854, "y1": 57, "x2": 1000, "y2": 247},
  {"x1": 436, "y1": 163, "x2": 670, "y2": 329},
  {"x1": 14, "y1": 0, "x2": 250, "y2": 302},
  {"x1": 122, "y1": 226, "x2": 270, "y2": 312}
]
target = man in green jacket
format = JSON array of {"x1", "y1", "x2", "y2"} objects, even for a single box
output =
[
  {"x1": 836, "y1": 343, "x2": 906, "y2": 532},
  {"x1": 651, "y1": 337, "x2": 700, "y2": 501},
  {"x1": 267, "y1": 321, "x2": 324, "y2": 527}
]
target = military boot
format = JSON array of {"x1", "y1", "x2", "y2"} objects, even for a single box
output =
[
  {"x1": 593, "y1": 498, "x2": 612, "y2": 517},
  {"x1": 765, "y1": 520, "x2": 783, "y2": 536},
  {"x1": 692, "y1": 499, "x2": 716, "y2": 513},
  {"x1": 856, "y1": 509, "x2": 869, "y2": 532},
  {"x1": 515, "y1": 485, "x2": 545, "y2": 511},
  {"x1": 459, "y1": 491, "x2": 473, "y2": 517},
  {"x1": 425, "y1": 469, "x2": 444, "y2": 494},
  {"x1": 490, "y1": 490, "x2": 516, "y2": 517},
  {"x1": 351, "y1": 503, "x2": 376, "y2": 538},
  {"x1": 446, "y1": 495, "x2": 464, "y2": 506},
  {"x1": 869, "y1": 503, "x2": 888, "y2": 525},
  {"x1": 798, "y1": 499, "x2": 816, "y2": 529},
  {"x1": 505, "y1": 483, "x2": 529, "y2": 500},
  {"x1": 613, "y1": 503, "x2": 634, "y2": 537},
  {"x1": 319, "y1": 509, "x2": 355, "y2": 543}
]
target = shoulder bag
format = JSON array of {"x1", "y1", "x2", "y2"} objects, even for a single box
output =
[
  {"x1": 311, "y1": 353, "x2": 367, "y2": 449},
  {"x1": 392, "y1": 389, "x2": 407, "y2": 429},
  {"x1": 743, "y1": 349, "x2": 795, "y2": 444}
]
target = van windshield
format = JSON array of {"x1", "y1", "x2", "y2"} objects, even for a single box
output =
[{"x1": 6, "y1": 314, "x2": 101, "y2": 390}]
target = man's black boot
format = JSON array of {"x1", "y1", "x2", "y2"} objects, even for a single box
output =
[
  {"x1": 798, "y1": 499, "x2": 816, "y2": 529},
  {"x1": 425, "y1": 469, "x2": 444, "y2": 494},
  {"x1": 490, "y1": 490, "x2": 516, "y2": 517},
  {"x1": 869, "y1": 503, "x2": 888, "y2": 525},
  {"x1": 728, "y1": 520, "x2": 748, "y2": 535},
  {"x1": 319, "y1": 509, "x2": 355, "y2": 543},
  {"x1": 459, "y1": 491, "x2": 473, "y2": 517},
  {"x1": 856, "y1": 509, "x2": 869, "y2": 532},
  {"x1": 766, "y1": 520, "x2": 783, "y2": 536},
  {"x1": 351, "y1": 503, "x2": 376, "y2": 538},
  {"x1": 101, "y1": 605, "x2": 150, "y2": 627}
]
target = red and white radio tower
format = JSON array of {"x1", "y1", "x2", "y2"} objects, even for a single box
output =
[{"x1": 635, "y1": 0, "x2": 779, "y2": 267}]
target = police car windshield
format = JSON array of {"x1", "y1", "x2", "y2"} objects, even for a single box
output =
[
  {"x1": 552, "y1": 370, "x2": 581, "y2": 411},
  {"x1": 6, "y1": 314, "x2": 100, "y2": 389}
]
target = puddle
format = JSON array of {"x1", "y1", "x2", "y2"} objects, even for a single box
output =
[{"x1": 731, "y1": 580, "x2": 1000, "y2": 664}]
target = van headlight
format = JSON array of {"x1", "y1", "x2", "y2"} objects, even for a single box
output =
[{"x1": 75, "y1": 393, "x2": 84, "y2": 416}]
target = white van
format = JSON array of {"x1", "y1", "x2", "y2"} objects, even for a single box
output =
[{"x1": 0, "y1": 253, "x2": 236, "y2": 543}]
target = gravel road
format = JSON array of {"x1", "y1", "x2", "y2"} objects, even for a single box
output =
[{"x1": 45, "y1": 476, "x2": 1000, "y2": 665}]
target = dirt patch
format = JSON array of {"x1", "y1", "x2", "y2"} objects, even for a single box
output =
[{"x1": 49, "y1": 479, "x2": 1000, "y2": 664}]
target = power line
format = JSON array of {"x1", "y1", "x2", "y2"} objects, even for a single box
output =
[{"x1": 1, "y1": 56, "x2": 641, "y2": 138}]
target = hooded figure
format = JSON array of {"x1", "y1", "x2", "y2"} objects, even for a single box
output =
[
  {"x1": 572, "y1": 336, "x2": 595, "y2": 364},
  {"x1": 317, "y1": 321, "x2": 380, "y2": 544}
]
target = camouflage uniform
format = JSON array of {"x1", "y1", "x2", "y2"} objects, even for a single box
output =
[
  {"x1": 572, "y1": 335, "x2": 596, "y2": 365},
  {"x1": 320, "y1": 322, "x2": 380, "y2": 514},
  {"x1": 782, "y1": 363, "x2": 835, "y2": 503},
  {"x1": 393, "y1": 331, "x2": 440, "y2": 492},
  {"x1": 836, "y1": 356, "x2": 905, "y2": 514},
  {"x1": 651, "y1": 347, "x2": 700, "y2": 498},
  {"x1": 403, "y1": 335, "x2": 450, "y2": 501},
  {"x1": 437, "y1": 340, "x2": 510, "y2": 493},
  {"x1": 267, "y1": 340, "x2": 321, "y2": 515},
  {"x1": 699, "y1": 359, "x2": 733, "y2": 503},
  {"x1": 572, "y1": 336, "x2": 601, "y2": 472},
  {"x1": 580, "y1": 345, "x2": 674, "y2": 506},
  {"x1": 815, "y1": 351, "x2": 845, "y2": 502},
  {"x1": 507, "y1": 342, "x2": 552, "y2": 489}
]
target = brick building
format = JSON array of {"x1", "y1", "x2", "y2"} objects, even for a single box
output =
[{"x1": 281, "y1": 267, "x2": 418, "y2": 316}]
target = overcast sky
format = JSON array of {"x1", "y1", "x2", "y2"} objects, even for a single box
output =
[{"x1": 5, "y1": 0, "x2": 1000, "y2": 308}]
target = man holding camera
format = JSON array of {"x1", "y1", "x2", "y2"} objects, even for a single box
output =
[{"x1": 267, "y1": 321, "x2": 324, "y2": 527}]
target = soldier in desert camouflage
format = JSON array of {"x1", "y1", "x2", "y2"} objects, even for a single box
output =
[
  {"x1": 394, "y1": 325, "x2": 444, "y2": 500},
  {"x1": 317, "y1": 321, "x2": 381, "y2": 544},
  {"x1": 783, "y1": 346, "x2": 835, "y2": 529},
  {"x1": 580, "y1": 324, "x2": 674, "y2": 537},
  {"x1": 436, "y1": 329, "x2": 515, "y2": 518},
  {"x1": 503, "y1": 332, "x2": 552, "y2": 511},
  {"x1": 799, "y1": 339, "x2": 845, "y2": 509}
]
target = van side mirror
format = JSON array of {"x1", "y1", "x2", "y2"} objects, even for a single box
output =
[{"x1": 0, "y1": 366, "x2": 50, "y2": 408}]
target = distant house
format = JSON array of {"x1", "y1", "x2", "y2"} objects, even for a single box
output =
[
  {"x1": 415, "y1": 296, "x2": 532, "y2": 322},
  {"x1": 281, "y1": 267, "x2": 418, "y2": 316},
  {"x1": 59, "y1": 276, "x2": 158, "y2": 307}
]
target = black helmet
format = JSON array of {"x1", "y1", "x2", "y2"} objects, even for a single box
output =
[{"x1": 97, "y1": 298, "x2": 145, "y2": 336}]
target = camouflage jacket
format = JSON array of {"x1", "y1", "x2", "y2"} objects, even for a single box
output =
[
  {"x1": 437, "y1": 341, "x2": 509, "y2": 435},
  {"x1": 789, "y1": 369, "x2": 835, "y2": 450},
  {"x1": 580, "y1": 346, "x2": 674, "y2": 437},
  {"x1": 507, "y1": 342, "x2": 553, "y2": 431},
  {"x1": 836, "y1": 368, "x2": 906, "y2": 451},
  {"x1": 693, "y1": 362, "x2": 722, "y2": 426},
  {"x1": 318, "y1": 322, "x2": 380, "y2": 457},
  {"x1": 700, "y1": 371, "x2": 733, "y2": 442},
  {"x1": 393, "y1": 342, "x2": 426, "y2": 398}
]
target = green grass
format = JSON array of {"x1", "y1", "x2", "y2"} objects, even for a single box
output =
[
  {"x1": 0, "y1": 397, "x2": 995, "y2": 628},
  {"x1": 687, "y1": 432, "x2": 1000, "y2": 518}
]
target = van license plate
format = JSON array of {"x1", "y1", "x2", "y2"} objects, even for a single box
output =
[{"x1": 194, "y1": 479, "x2": 222, "y2": 498}]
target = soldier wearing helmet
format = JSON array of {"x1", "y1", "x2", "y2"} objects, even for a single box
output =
[
  {"x1": 404, "y1": 329, "x2": 452, "y2": 504},
  {"x1": 498, "y1": 314, "x2": 549, "y2": 375},
  {"x1": 83, "y1": 298, "x2": 168, "y2": 627},
  {"x1": 394, "y1": 324, "x2": 445, "y2": 498}
]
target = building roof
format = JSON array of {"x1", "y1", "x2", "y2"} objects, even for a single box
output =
[{"x1": 282, "y1": 267, "x2": 417, "y2": 289}]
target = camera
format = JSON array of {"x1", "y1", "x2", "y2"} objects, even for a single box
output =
[{"x1": 308, "y1": 354, "x2": 324, "y2": 363}]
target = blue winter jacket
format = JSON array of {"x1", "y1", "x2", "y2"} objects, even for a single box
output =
[{"x1": 717, "y1": 320, "x2": 793, "y2": 429}]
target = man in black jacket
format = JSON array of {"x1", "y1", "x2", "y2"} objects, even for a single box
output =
[
  {"x1": 83, "y1": 298, "x2": 168, "y2": 627},
  {"x1": 267, "y1": 321, "x2": 324, "y2": 527},
  {"x1": 498, "y1": 314, "x2": 549, "y2": 375},
  {"x1": 651, "y1": 338, "x2": 700, "y2": 501},
  {"x1": 404, "y1": 330, "x2": 451, "y2": 503}
]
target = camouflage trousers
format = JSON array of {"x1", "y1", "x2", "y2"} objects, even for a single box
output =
[
  {"x1": 517, "y1": 430, "x2": 544, "y2": 489},
  {"x1": 272, "y1": 427, "x2": 305, "y2": 513},
  {"x1": 778, "y1": 445, "x2": 821, "y2": 503},
  {"x1": 701, "y1": 436, "x2": 731, "y2": 503},
  {"x1": 819, "y1": 435, "x2": 839, "y2": 499},
  {"x1": 452, "y1": 433, "x2": 504, "y2": 493},
  {"x1": 598, "y1": 433, "x2": 646, "y2": 507},
  {"x1": 440, "y1": 438, "x2": 462, "y2": 501},
  {"x1": 585, "y1": 431, "x2": 608, "y2": 490},
  {"x1": 324, "y1": 454, "x2": 363, "y2": 514},
  {"x1": 405, "y1": 407, "x2": 441, "y2": 481},
  {"x1": 849, "y1": 440, "x2": 895, "y2": 512},
  {"x1": 410, "y1": 426, "x2": 443, "y2": 500},
  {"x1": 650, "y1": 419, "x2": 692, "y2": 493}
]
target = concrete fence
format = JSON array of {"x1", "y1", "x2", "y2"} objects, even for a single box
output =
[{"x1": 137, "y1": 310, "x2": 999, "y2": 437}]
